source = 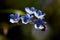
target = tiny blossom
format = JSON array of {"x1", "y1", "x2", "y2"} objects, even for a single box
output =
[
  {"x1": 21, "y1": 17, "x2": 29, "y2": 24},
  {"x1": 21, "y1": 13, "x2": 33, "y2": 24},
  {"x1": 34, "y1": 10, "x2": 46, "y2": 19},
  {"x1": 10, "y1": 13, "x2": 20, "y2": 23},
  {"x1": 26, "y1": 13, "x2": 33, "y2": 21},
  {"x1": 34, "y1": 19, "x2": 46, "y2": 30},
  {"x1": 25, "y1": 7, "x2": 36, "y2": 14}
]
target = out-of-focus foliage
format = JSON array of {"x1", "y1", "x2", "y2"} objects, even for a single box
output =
[{"x1": 6, "y1": 0, "x2": 40, "y2": 10}]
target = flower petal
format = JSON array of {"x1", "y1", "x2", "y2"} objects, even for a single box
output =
[
  {"x1": 25, "y1": 7, "x2": 36, "y2": 14},
  {"x1": 34, "y1": 24, "x2": 39, "y2": 29},
  {"x1": 30, "y1": 7, "x2": 35, "y2": 11},
  {"x1": 21, "y1": 17, "x2": 29, "y2": 24},
  {"x1": 36, "y1": 10, "x2": 42, "y2": 16},
  {"x1": 10, "y1": 14, "x2": 14, "y2": 19},
  {"x1": 34, "y1": 10, "x2": 46, "y2": 19},
  {"x1": 14, "y1": 13, "x2": 20, "y2": 19},
  {"x1": 10, "y1": 19, "x2": 18, "y2": 23},
  {"x1": 39, "y1": 13, "x2": 46, "y2": 19},
  {"x1": 39, "y1": 25, "x2": 44, "y2": 29},
  {"x1": 34, "y1": 23, "x2": 46, "y2": 30},
  {"x1": 34, "y1": 19, "x2": 47, "y2": 30}
]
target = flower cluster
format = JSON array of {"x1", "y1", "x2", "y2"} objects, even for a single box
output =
[{"x1": 9, "y1": 7, "x2": 47, "y2": 31}]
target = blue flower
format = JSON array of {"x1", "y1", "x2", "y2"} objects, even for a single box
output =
[
  {"x1": 21, "y1": 13, "x2": 33, "y2": 24},
  {"x1": 21, "y1": 16, "x2": 29, "y2": 24},
  {"x1": 34, "y1": 19, "x2": 46, "y2": 30},
  {"x1": 10, "y1": 13, "x2": 20, "y2": 23},
  {"x1": 26, "y1": 13, "x2": 33, "y2": 20},
  {"x1": 34, "y1": 10, "x2": 46, "y2": 19},
  {"x1": 25, "y1": 7, "x2": 36, "y2": 14}
]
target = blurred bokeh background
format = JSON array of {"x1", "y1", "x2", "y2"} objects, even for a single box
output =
[{"x1": 0, "y1": 0, "x2": 60, "y2": 40}]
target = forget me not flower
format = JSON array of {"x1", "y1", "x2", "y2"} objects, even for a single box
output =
[
  {"x1": 21, "y1": 13, "x2": 33, "y2": 24},
  {"x1": 25, "y1": 7, "x2": 36, "y2": 14},
  {"x1": 34, "y1": 19, "x2": 46, "y2": 30},
  {"x1": 10, "y1": 13, "x2": 20, "y2": 23},
  {"x1": 34, "y1": 10, "x2": 46, "y2": 19}
]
